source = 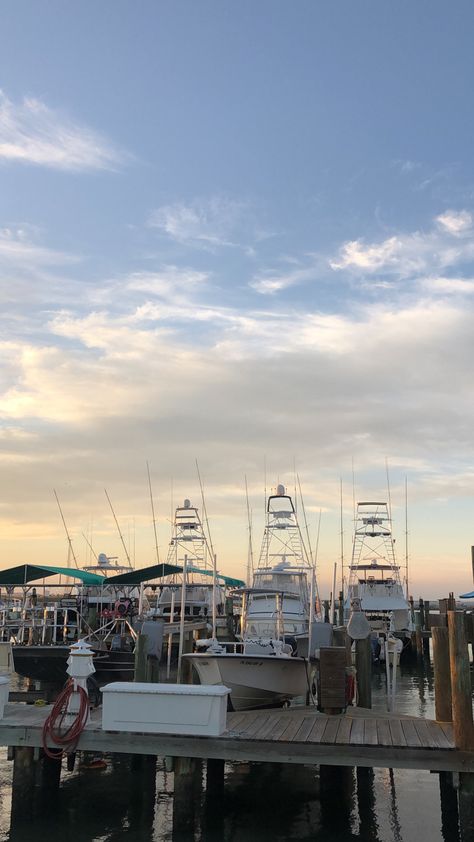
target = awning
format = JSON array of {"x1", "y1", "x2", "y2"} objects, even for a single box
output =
[
  {"x1": 105, "y1": 563, "x2": 183, "y2": 585},
  {"x1": 460, "y1": 590, "x2": 474, "y2": 599},
  {"x1": 0, "y1": 564, "x2": 105, "y2": 586},
  {"x1": 187, "y1": 566, "x2": 246, "y2": 588}
]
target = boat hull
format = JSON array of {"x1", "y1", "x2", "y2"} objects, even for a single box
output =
[
  {"x1": 184, "y1": 652, "x2": 311, "y2": 711},
  {"x1": 12, "y1": 645, "x2": 135, "y2": 686}
]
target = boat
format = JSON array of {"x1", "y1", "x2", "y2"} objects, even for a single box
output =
[
  {"x1": 184, "y1": 484, "x2": 319, "y2": 711},
  {"x1": 157, "y1": 498, "x2": 227, "y2": 625},
  {"x1": 344, "y1": 502, "x2": 413, "y2": 654}
]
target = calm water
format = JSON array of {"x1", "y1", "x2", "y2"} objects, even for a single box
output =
[{"x1": 0, "y1": 658, "x2": 466, "y2": 842}]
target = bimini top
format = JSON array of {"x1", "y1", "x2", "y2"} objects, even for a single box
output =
[
  {"x1": 0, "y1": 564, "x2": 106, "y2": 586},
  {"x1": 106, "y1": 562, "x2": 183, "y2": 584},
  {"x1": 459, "y1": 590, "x2": 474, "y2": 599}
]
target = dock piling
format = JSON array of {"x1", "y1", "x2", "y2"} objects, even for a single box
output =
[{"x1": 432, "y1": 626, "x2": 452, "y2": 723}]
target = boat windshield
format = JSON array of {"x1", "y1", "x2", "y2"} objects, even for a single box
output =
[{"x1": 253, "y1": 572, "x2": 306, "y2": 595}]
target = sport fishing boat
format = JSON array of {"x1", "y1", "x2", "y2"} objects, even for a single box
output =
[
  {"x1": 184, "y1": 484, "x2": 319, "y2": 710},
  {"x1": 157, "y1": 498, "x2": 227, "y2": 624},
  {"x1": 344, "y1": 502, "x2": 412, "y2": 654}
]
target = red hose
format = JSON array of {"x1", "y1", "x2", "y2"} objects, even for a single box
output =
[{"x1": 42, "y1": 678, "x2": 90, "y2": 760}]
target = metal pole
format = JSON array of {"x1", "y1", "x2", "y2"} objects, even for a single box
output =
[{"x1": 177, "y1": 555, "x2": 187, "y2": 683}]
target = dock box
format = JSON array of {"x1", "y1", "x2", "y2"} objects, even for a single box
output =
[{"x1": 101, "y1": 682, "x2": 231, "y2": 736}]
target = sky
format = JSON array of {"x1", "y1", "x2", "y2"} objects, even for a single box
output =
[{"x1": 1, "y1": 1, "x2": 474, "y2": 599}]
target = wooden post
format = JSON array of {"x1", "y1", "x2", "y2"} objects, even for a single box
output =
[
  {"x1": 418, "y1": 598, "x2": 425, "y2": 629},
  {"x1": 204, "y1": 759, "x2": 225, "y2": 838},
  {"x1": 432, "y1": 626, "x2": 452, "y2": 722},
  {"x1": 458, "y1": 772, "x2": 474, "y2": 841},
  {"x1": 439, "y1": 772, "x2": 459, "y2": 842},
  {"x1": 447, "y1": 610, "x2": 474, "y2": 750},
  {"x1": 333, "y1": 626, "x2": 352, "y2": 666},
  {"x1": 134, "y1": 633, "x2": 148, "y2": 682},
  {"x1": 11, "y1": 747, "x2": 37, "y2": 821},
  {"x1": 438, "y1": 598, "x2": 448, "y2": 626},
  {"x1": 173, "y1": 756, "x2": 201, "y2": 839},
  {"x1": 323, "y1": 600, "x2": 330, "y2": 623},
  {"x1": 338, "y1": 591, "x2": 344, "y2": 627},
  {"x1": 179, "y1": 630, "x2": 194, "y2": 684},
  {"x1": 415, "y1": 627, "x2": 423, "y2": 658},
  {"x1": 355, "y1": 637, "x2": 372, "y2": 709}
]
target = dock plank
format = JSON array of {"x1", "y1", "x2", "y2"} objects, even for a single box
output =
[
  {"x1": 336, "y1": 717, "x2": 353, "y2": 745},
  {"x1": 307, "y1": 716, "x2": 329, "y2": 743},
  {"x1": 425, "y1": 720, "x2": 453, "y2": 750},
  {"x1": 321, "y1": 717, "x2": 341, "y2": 744},
  {"x1": 363, "y1": 718, "x2": 378, "y2": 746},
  {"x1": 388, "y1": 720, "x2": 407, "y2": 747},
  {"x1": 350, "y1": 718, "x2": 366, "y2": 745},
  {"x1": 400, "y1": 719, "x2": 422, "y2": 748},
  {"x1": 240, "y1": 712, "x2": 272, "y2": 739},
  {"x1": 413, "y1": 719, "x2": 435, "y2": 748},
  {"x1": 278, "y1": 713, "x2": 310, "y2": 742},
  {"x1": 439, "y1": 722, "x2": 454, "y2": 745},
  {"x1": 294, "y1": 716, "x2": 320, "y2": 742},
  {"x1": 376, "y1": 719, "x2": 393, "y2": 747}
]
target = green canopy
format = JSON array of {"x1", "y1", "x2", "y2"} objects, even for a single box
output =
[
  {"x1": 105, "y1": 562, "x2": 183, "y2": 585},
  {"x1": 0, "y1": 564, "x2": 105, "y2": 586},
  {"x1": 187, "y1": 565, "x2": 246, "y2": 588}
]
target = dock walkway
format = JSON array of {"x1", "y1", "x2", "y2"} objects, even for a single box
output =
[{"x1": 0, "y1": 703, "x2": 472, "y2": 773}]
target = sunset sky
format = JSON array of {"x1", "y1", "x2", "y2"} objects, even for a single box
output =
[{"x1": 1, "y1": 2, "x2": 474, "y2": 599}]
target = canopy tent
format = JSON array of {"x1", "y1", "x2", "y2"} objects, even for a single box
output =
[
  {"x1": 460, "y1": 590, "x2": 474, "y2": 598},
  {"x1": 105, "y1": 562, "x2": 183, "y2": 585},
  {"x1": 186, "y1": 565, "x2": 245, "y2": 589},
  {"x1": 0, "y1": 564, "x2": 105, "y2": 586}
]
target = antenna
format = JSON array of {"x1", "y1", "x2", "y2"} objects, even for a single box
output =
[
  {"x1": 245, "y1": 476, "x2": 254, "y2": 585},
  {"x1": 314, "y1": 508, "x2": 322, "y2": 568},
  {"x1": 195, "y1": 459, "x2": 216, "y2": 561},
  {"x1": 385, "y1": 457, "x2": 393, "y2": 525},
  {"x1": 293, "y1": 457, "x2": 297, "y2": 515},
  {"x1": 405, "y1": 475, "x2": 409, "y2": 599},
  {"x1": 81, "y1": 532, "x2": 99, "y2": 562},
  {"x1": 147, "y1": 461, "x2": 160, "y2": 565},
  {"x1": 297, "y1": 474, "x2": 314, "y2": 567},
  {"x1": 104, "y1": 488, "x2": 132, "y2": 567},
  {"x1": 340, "y1": 478, "x2": 344, "y2": 596},
  {"x1": 53, "y1": 489, "x2": 79, "y2": 568},
  {"x1": 351, "y1": 456, "x2": 356, "y2": 525}
]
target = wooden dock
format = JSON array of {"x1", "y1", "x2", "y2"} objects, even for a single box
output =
[{"x1": 0, "y1": 702, "x2": 472, "y2": 773}]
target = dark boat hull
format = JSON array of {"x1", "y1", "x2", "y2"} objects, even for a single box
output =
[{"x1": 12, "y1": 645, "x2": 135, "y2": 686}]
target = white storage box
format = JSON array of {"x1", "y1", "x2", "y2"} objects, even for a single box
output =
[{"x1": 101, "y1": 682, "x2": 231, "y2": 736}]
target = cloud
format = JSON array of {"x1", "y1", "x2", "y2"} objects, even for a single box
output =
[
  {"x1": 436, "y1": 210, "x2": 472, "y2": 236},
  {"x1": 421, "y1": 276, "x2": 474, "y2": 294},
  {"x1": 0, "y1": 226, "x2": 77, "y2": 268},
  {"x1": 250, "y1": 255, "x2": 323, "y2": 295},
  {"x1": 0, "y1": 90, "x2": 126, "y2": 171},
  {"x1": 149, "y1": 196, "x2": 252, "y2": 250},
  {"x1": 330, "y1": 210, "x2": 474, "y2": 279}
]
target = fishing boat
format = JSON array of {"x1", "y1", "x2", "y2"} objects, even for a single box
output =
[
  {"x1": 184, "y1": 484, "x2": 319, "y2": 710},
  {"x1": 344, "y1": 502, "x2": 412, "y2": 652},
  {"x1": 157, "y1": 498, "x2": 226, "y2": 623}
]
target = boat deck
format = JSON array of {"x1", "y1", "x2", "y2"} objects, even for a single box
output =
[{"x1": 0, "y1": 703, "x2": 472, "y2": 772}]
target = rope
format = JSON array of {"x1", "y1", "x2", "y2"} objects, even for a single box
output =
[{"x1": 42, "y1": 678, "x2": 90, "y2": 759}]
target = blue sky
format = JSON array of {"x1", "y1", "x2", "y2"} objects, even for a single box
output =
[{"x1": 1, "y1": 1, "x2": 474, "y2": 597}]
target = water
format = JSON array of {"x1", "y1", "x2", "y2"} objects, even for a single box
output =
[{"x1": 0, "y1": 660, "x2": 465, "y2": 841}]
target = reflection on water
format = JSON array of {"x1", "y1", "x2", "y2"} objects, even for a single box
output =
[{"x1": 0, "y1": 658, "x2": 467, "y2": 842}]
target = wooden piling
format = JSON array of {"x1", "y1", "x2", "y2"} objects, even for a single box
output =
[
  {"x1": 415, "y1": 627, "x2": 423, "y2": 658},
  {"x1": 134, "y1": 633, "x2": 148, "y2": 682},
  {"x1": 11, "y1": 747, "x2": 37, "y2": 821},
  {"x1": 173, "y1": 756, "x2": 201, "y2": 839},
  {"x1": 458, "y1": 771, "x2": 474, "y2": 841},
  {"x1": 448, "y1": 611, "x2": 474, "y2": 750},
  {"x1": 355, "y1": 637, "x2": 372, "y2": 709},
  {"x1": 338, "y1": 591, "x2": 344, "y2": 627},
  {"x1": 432, "y1": 626, "x2": 452, "y2": 722}
]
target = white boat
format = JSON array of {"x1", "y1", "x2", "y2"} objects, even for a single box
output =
[
  {"x1": 344, "y1": 502, "x2": 412, "y2": 645},
  {"x1": 158, "y1": 498, "x2": 226, "y2": 623},
  {"x1": 184, "y1": 484, "x2": 319, "y2": 710}
]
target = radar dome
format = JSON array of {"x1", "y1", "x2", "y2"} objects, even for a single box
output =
[
  {"x1": 184, "y1": 499, "x2": 191, "y2": 508},
  {"x1": 276, "y1": 484, "x2": 286, "y2": 496}
]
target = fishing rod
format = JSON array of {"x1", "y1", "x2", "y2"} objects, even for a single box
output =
[
  {"x1": 104, "y1": 489, "x2": 132, "y2": 568},
  {"x1": 146, "y1": 460, "x2": 160, "y2": 565},
  {"x1": 244, "y1": 475, "x2": 254, "y2": 585},
  {"x1": 53, "y1": 489, "x2": 79, "y2": 568}
]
